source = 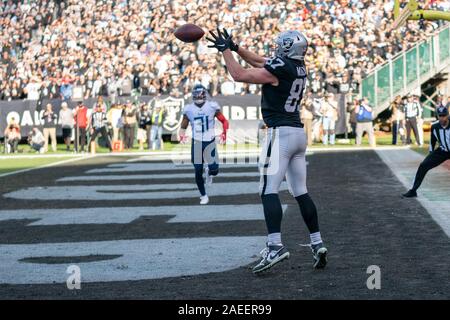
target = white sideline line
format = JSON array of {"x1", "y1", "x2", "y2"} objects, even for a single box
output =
[{"x1": 0, "y1": 156, "x2": 88, "y2": 179}]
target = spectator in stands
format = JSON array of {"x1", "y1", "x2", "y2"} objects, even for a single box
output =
[
  {"x1": 73, "y1": 101, "x2": 89, "y2": 152},
  {"x1": 59, "y1": 102, "x2": 74, "y2": 151},
  {"x1": 444, "y1": 95, "x2": 449, "y2": 108},
  {"x1": 95, "y1": 96, "x2": 108, "y2": 113},
  {"x1": 320, "y1": 93, "x2": 339, "y2": 145},
  {"x1": 41, "y1": 103, "x2": 57, "y2": 152},
  {"x1": 356, "y1": 97, "x2": 376, "y2": 147},
  {"x1": 28, "y1": 128, "x2": 45, "y2": 154},
  {"x1": 435, "y1": 95, "x2": 445, "y2": 112},
  {"x1": 404, "y1": 94, "x2": 422, "y2": 146},
  {"x1": 1, "y1": 0, "x2": 441, "y2": 101},
  {"x1": 60, "y1": 77, "x2": 74, "y2": 100}
]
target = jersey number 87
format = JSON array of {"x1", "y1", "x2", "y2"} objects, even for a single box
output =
[{"x1": 284, "y1": 78, "x2": 305, "y2": 113}]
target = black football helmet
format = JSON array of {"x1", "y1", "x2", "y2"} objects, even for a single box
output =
[{"x1": 192, "y1": 84, "x2": 207, "y2": 106}]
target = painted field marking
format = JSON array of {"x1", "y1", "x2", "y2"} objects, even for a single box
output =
[
  {"x1": 0, "y1": 204, "x2": 288, "y2": 226},
  {"x1": 57, "y1": 171, "x2": 260, "y2": 182},
  {"x1": 5, "y1": 182, "x2": 288, "y2": 201},
  {"x1": 0, "y1": 236, "x2": 266, "y2": 284}
]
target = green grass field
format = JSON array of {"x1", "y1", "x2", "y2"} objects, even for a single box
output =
[{"x1": 0, "y1": 157, "x2": 79, "y2": 175}]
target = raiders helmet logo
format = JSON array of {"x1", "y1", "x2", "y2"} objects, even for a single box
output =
[{"x1": 282, "y1": 38, "x2": 294, "y2": 49}]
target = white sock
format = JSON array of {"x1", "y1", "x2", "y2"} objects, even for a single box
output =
[
  {"x1": 310, "y1": 232, "x2": 322, "y2": 245},
  {"x1": 267, "y1": 233, "x2": 282, "y2": 245}
]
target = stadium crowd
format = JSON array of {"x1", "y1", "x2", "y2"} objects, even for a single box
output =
[
  {"x1": 2, "y1": 98, "x2": 165, "y2": 153},
  {"x1": 1, "y1": 0, "x2": 448, "y2": 101}
]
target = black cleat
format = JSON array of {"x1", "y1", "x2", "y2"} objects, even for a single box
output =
[
  {"x1": 402, "y1": 189, "x2": 417, "y2": 198},
  {"x1": 311, "y1": 242, "x2": 328, "y2": 269},
  {"x1": 253, "y1": 243, "x2": 290, "y2": 274}
]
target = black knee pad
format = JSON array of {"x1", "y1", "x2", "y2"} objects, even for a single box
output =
[{"x1": 208, "y1": 163, "x2": 219, "y2": 176}]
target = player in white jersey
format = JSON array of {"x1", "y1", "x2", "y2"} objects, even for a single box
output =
[{"x1": 178, "y1": 84, "x2": 229, "y2": 205}]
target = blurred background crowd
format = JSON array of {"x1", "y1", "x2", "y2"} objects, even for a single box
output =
[
  {"x1": 1, "y1": 0, "x2": 448, "y2": 101},
  {"x1": 3, "y1": 97, "x2": 166, "y2": 153}
]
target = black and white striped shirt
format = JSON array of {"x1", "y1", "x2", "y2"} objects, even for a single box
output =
[
  {"x1": 91, "y1": 111, "x2": 108, "y2": 129},
  {"x1": 430, "y1": 119, "x2": 450, "y2": 152}
]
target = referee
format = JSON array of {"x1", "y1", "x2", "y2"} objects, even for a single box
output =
[
  {"x1": 403, "y1": 106, "x2": 450, "y2": 197},
  {"x1": 89, "y1": 104, "x2": 113, "y2": 152}
]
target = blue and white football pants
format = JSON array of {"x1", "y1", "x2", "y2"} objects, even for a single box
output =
[{"x1": 191, "y1": 138, "x2": 219, "y2": 196}]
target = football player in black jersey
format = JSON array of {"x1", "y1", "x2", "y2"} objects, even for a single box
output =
[
  {"x1": 403, "y1": 106, "x2": 450, "y2": 198},
  {"x1": 207, "y1": 28, "x2": 328, "y2": 273}
]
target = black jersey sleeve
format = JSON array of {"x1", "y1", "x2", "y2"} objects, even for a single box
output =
[{"x1": 264, "y1": 56, "x2": 291, "y2": 80}]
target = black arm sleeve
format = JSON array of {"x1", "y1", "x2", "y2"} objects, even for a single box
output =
[{"x1": 430, "y1": 126, "x2": 437, "y2": 152}]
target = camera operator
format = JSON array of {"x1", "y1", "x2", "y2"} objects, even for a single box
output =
[
  {"x1": 28, "y1": 127, "x2": 45, "y2": 153},
  {"x1": 4, "y1": 120, "x2": 21, "y2": 153}
]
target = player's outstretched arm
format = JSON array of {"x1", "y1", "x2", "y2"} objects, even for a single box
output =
[
  {"x1": 217, "y1": 29, "x2": 266, "y2": 68},
  {"x1": 222, "y1": 49, "x2": 277, "y2": 85},
  {"x1": 236, "y1": 47, "x2": 266, "y2": 68},
  {"x1": 207, "y1": 28, "x2": 277, "y2": 85},
  {"x1": 178, "y1": 115, "x2": 190, "y2": 143}
]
